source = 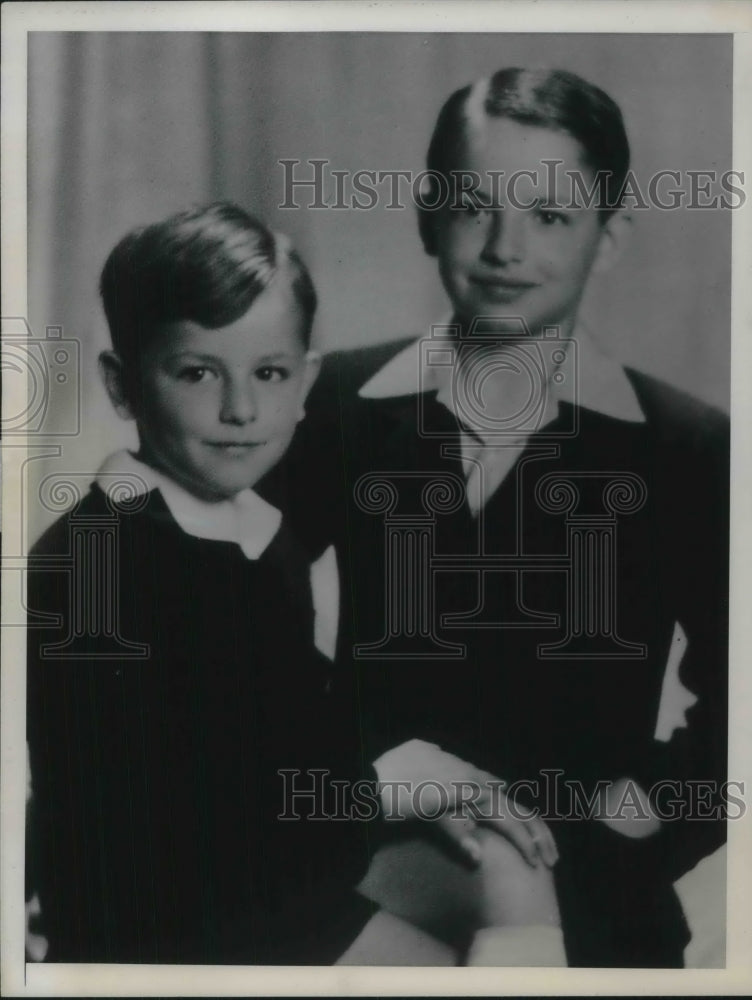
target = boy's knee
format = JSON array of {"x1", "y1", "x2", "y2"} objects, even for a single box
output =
[{"x1": 476, "y1": 828, "x2": 561, "y2": 929}]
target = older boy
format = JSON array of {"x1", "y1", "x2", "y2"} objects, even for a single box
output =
[{"x1": 291, "y1": 69, "x2": 729, "y2": 966}]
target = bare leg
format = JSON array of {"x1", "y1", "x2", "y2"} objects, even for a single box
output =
[
  {"x1": 336, "y1": 910, "x2": 458, "y2": 965},
  {"x1": 353, "y1": 825, "x2": 562, "y2": 966}
]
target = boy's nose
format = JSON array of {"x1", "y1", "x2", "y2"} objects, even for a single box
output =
[
  {"x1": 481, "y1": 210, "x2": 526, "y2": 265},
  {"x1": 220, "y1": 380, "x2": 257, "y2": 424}
]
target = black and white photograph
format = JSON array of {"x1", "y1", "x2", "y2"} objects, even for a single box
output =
[{"x1": 2, "y1": 1, "x2": 752, "y2": 995}]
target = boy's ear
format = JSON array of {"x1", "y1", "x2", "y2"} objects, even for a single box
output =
[
  {"x1": 416, "y1": 172, "x2": 444, "y2": 256},
  {"x1": 99, "y1": 351, "x2": 136, "y2": 421},
  {"x1": 297, "y1": 349, "x2": 321, "y2": 421},
  {"x1": 417, "y1": 204, "x2": 439, "y2": 257},
  {"x1": 591, "y1": 210, "x2": 632, "y2": 275}
]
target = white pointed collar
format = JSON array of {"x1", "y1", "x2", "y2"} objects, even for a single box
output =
[
  {"x1": 359, "y1": 318, "x2": 645, "y2": 428},
  {"x1": 95, "y1": 450, "x2": 282, "y2": 560}
]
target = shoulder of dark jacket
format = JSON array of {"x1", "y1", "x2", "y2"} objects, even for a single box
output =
[
  {"x1": 29, "y1": 483, "x2": 177, "y2": 558},
  {"x1": 624, "y1": 367, "x2": 729, "y2": 456},
  {"x1": 29, "y1": 485, "x2": 110, "y2": 556},
  {"x1": 310, "y1": 337, "x2": 416, "y2": 415}
]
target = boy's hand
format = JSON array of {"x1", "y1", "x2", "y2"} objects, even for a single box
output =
[{"x1": 373, "y1": 739, "x2": 558, "y2": 869}]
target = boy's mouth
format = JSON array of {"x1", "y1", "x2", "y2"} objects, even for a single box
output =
[
  {"x1": 206, "y1": 441, "x2": 266, "y2": 453},
  {"x1": 469, "y1": 275, "x2": 538, "y2": 300}
]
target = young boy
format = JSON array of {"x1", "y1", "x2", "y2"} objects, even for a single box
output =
[
  {"x1": 292, "y1": 69, "x2": 729, "y2": 966},
  {"x1": 25, "y1": 202, "x2": 562, "y2": 966},
  {"x1": 24, "y1": 202, "x2": 385, "y2": 964}
]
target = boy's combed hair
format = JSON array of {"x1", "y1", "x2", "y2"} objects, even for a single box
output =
[
  {"x1": 100, "y1": 202, "x2": 317, "y2": 367},
  {"x1": 419, "y1": 67, "x2": 631, "y2": 249}
]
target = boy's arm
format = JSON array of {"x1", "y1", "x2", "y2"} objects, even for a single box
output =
[
  {"x1": 25, "y1": 519, "x2": 88, "y2": 960},
  {"x1": 630, "y1": 398, "x2": 730, "y2": 879},
  {"x1": 25, "y1": 552, "x2": 66, "y2": 958},
  {"x1": 373, "y1": 738, "x2": 558, "y2": 870}
]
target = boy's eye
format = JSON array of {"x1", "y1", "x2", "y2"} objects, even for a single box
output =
[
  {"x1": 255, "y1": 365, "x2": 290, "y2": 383},
  {"x1": 177, "y1": 366, "x2": 216, "y2": 383},
  {"x1": 537, "y1": 207, "x2": 569, "y2": 226},
  {"x1": 458, "y1": 195, "x2": 491, "y2": 218}
]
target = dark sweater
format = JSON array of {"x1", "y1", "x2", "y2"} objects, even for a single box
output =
[
  {"x1": 26, "y1": 485, "x2": 379, "y2": 964},
  {"x1": 284, "y1": 339, "x2": 730, "y2": 967}
]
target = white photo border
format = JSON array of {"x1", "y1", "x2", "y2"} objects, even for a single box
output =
[{"x1": 2, "y1": 2, "x2": 751, "y2": 995}]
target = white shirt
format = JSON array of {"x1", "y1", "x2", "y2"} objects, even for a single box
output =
[{"x1": 360, "y1": 321, "x2": 646, "y2": 514}]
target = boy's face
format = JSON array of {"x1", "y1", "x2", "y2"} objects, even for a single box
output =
[
  {"x1": 430, "y1": 118, "x2": 621, "y2": 339},
  {"x1": 131, "y1": 281, "x2": 319, "y2": 501}
]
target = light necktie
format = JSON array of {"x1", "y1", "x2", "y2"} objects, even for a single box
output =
[
  {"x1": 463, "y1": 431, "x2": 531, "y2": 516},
  {"x1": 463, "y1": 432, "x2": 486, "y2": 516}
]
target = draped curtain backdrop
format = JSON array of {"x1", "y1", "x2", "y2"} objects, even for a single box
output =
[{"x1": 29, "y1": 31, "x2": 731, "y2": 538}]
